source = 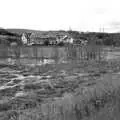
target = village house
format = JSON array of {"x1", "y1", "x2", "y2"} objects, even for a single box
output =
[
  {"x1": 62, "y1": 35, "x2": 74, "y2": 44},
  {"x1": 56, "y1": 35, "x2": 74, "y2": 45},
  {"x1": 48, "y1": 37, "x2": 57, "y2": 45},
  {"x1": 80, "y1": 40, "x2": 88, "y2": 45},
  {"x1": 21, "y1": 33, "x2": 27, "y2": 44},
  {"x1": 21, "y1": 32, "x2": 75, "y2": 46},
  {"x1": 21, "y1": 32, "x2": 32, "y2": 45},
  {"x1": 29, "y1": 33, "x2": 57, "y2": 46}
]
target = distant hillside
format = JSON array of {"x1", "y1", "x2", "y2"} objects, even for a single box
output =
[
  {"x1": 7, "y1": 29, "x2": 41, "y2": 35},
  {"x1": 0, "y1": 28, "x2": 19, "y2": 36},
  {"x1": 0, "y1": 28, "x2": 22, "y2": 45},
  {"x1": 7, "y1": 29, "x2": 69, "y2": 37}
]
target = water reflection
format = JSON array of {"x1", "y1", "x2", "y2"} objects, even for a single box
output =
[
  {"x1": 1, "y1": 45, "x2": 106, "y2": 66},
  {"x1": 7, "y1": 58, "x2": 68, "y2": 66}
]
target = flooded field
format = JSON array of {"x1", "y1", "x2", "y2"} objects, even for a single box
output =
[
  {"x1": 0, "y1": 45, "x2": 104, "y2": 65},
  {"x1": 0, "y1": 46, "x2": 118, "y2": 66},
  {"x1": 101, "y1": 47, "x2": 120, "y2": 61},
  {"x1": 0, "y1": 46, "x2": 120, "y2": 119},
  {"x1": 0, "y1": 59, "x2": 109, "y2": 111},
  {"x1": 0, "y1": 46, "x2": 119, "y2": 102}
]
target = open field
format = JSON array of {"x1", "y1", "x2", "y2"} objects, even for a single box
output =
[{"x1": 0, "y1": 46, "x2": 120, "y2": 119}]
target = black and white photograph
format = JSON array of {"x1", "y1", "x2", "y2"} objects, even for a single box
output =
[{"x1": 0, "y1": 0, "x2": 120, "y2": 119}]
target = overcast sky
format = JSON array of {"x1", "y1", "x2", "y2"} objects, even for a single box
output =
[{"x1": 0, "y1": 0, "x2": 120, "y2": 33}]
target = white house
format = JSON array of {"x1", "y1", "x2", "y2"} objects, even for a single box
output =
[
  {"x1": 56, "y1": 35, "x2": 74, "y2": 44},
  {"x1": 68, "y1": 38, "x2": 74, "y2": 44},
  {"x1": 21, "y1": 32, "x2": 32, "y2": 45},
  {"x1": 62, "y1": 35, "x2": 74, "y2": 44},
  {"x1": 21, "y1": 33, "x2": 28, "y2": 44}
]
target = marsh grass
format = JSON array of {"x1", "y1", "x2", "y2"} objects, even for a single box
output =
[
  {"x1": 0, "y1": 46, "x2": 119, "y2": 120},
  {"x1": 2, "y1": 72, "x2": 120, "y2": 120}
]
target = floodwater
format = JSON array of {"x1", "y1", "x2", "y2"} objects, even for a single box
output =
[
  {"x1": 1, "y1": 46, "x2": 120, "y2": 114},
  {"x1": 7, "y1": 58, "x2": 56, "y2": 66},
  {"x1": 105, "y1": 49, "x2": 120, "y2": 60},
  {"x1": 0, "y1": 46, "x2": 120, "y2": 100},
  {"x1": 0, "y1": 45, "x2": 104, "y2": 65},
  {"x1": 6, "y1": 49, "x2": 120, "y2": 65},
  {"x1": 0, "y1": 46, "x2": 119, "y2": 67}
]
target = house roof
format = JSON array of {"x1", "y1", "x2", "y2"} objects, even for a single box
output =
[{"x1": 30, "y1": 31, "x2": 70, "y2": 39}]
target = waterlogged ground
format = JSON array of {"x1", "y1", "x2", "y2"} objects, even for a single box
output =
[
  {"x1": 0, "y1": 47, "x2": 120, "y2": 112},
  {"x1": 0, "y1": 65, "x2": 87, "y2": 99},
  {"x1": 103, "y1": 47, "x2": 120, "y2": 60},
  {"x1": 0, "y1": 61, "x2": 108, "y2": 112}
]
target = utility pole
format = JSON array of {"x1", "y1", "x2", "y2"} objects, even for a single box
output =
[
  {"x1": 103, "y1": 26, "x2": 104, "y2": 33},
  {"x1": 99, "y1": 26, "x2": 101, "y2": 33},
  {"x1": 69, "y1": 26, "x2": 72, "y2": 31}
]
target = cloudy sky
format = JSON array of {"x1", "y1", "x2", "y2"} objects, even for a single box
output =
[{"x1": 0, "y1": 0, "x2": 120, "y2": 32}]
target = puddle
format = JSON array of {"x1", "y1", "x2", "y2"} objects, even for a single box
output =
[
  {"x1": 7, "y1": 58, "x2": 68, "y2": 66},
  {"x1": 15, "y1": 91, "x2": 27, "y2": 97},
  {"x1": 7, "y1": 58, "x2": 16, "y2": 65},
  {"x1": 0, "y1": 67, "x2": 20, "y2": 73},
  {"x1": 74, "y1": 73, "x2": 89, "y2": 77},
  {"x1": 105, "y1": 51, "x2": 120, "y2": 60},
  {"x1": 114, "y1": 72, "x2": 120, "y2": 75},
  {"x1": 64, "y1": 75, "x2": 77, "y2": 81}
]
